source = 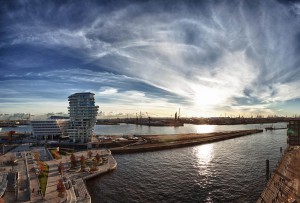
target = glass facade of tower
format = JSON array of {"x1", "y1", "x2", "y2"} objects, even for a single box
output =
[{"x1": 68, "y1": 92, "x2": 99, "y2": 143}]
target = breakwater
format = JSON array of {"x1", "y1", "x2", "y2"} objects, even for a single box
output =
[{"x1": 111, "y1": 129, "x2": 263, "y2": 154}]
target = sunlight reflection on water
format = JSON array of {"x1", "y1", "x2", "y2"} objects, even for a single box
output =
[
  {"x1": 194, "y1": 144, "x2": 214, "y2": 165},
  {"x1": 194, "y1": 125, "x2": 216, "y2": 133},
  {"x1": 87, "y1": 123, "x2": 288, "y2": 203}
]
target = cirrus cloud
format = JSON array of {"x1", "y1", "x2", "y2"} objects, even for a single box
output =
[{"x1": 0, "y1": 0, "x2": 300, "y2": 116}]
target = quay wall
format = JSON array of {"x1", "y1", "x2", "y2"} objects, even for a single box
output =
[
  {"x1": 83, "y1": 156, "x2": 117, "y2": 181},
  {"x1": 257, "y1": 146, "x2": 300, "y2": 203},
  {"x1": 80, "y1": 155, "x2": 117, "y2": 203}
]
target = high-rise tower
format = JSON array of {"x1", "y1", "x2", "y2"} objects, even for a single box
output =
[{"x1": 68, "y1": 92, "x2": 99, "y2": 143}]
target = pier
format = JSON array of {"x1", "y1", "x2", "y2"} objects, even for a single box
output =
[{"x1": 110, "y1": 129, "x2": 263, "y2": 154}]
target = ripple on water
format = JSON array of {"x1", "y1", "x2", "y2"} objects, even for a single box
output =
[{"x1": 86, "y1": 123, "x2": 287, "y2": 203}]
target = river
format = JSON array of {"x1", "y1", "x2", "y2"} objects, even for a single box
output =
[
  {"x1": 87, "y1": 123, "x2": 287, "y2": 203},
  {"x1": 1, "y1": 122, "x2": 288, "y2": 202}
]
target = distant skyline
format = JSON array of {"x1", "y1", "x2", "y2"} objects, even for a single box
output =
[{"x1": 1, "y1": 0, "x2": 300, "y2": 117}]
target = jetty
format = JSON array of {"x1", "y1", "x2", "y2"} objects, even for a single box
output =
[{"x1": 110, "y1": 129, "x2": 263, "y2": 154}]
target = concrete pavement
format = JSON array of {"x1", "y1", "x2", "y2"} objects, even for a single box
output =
[
  {"x1": 0, "y1": 146, "x2": 116, "y2": 203},
  {"x1": 257, "y1": 147, "x2": 300, "y2": 203}
]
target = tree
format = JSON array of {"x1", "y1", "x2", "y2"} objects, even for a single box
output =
[
  {"x1": 58, "y1": 162, "x2": 64, "y2": 175},
  {"x1": 52, "y1": 150, "x2": 61, "y2": 159},
  {"x1": 38, "y1": 161, "x2": 45, "y2": 174},
  {"x1": 33, "y1": 151, "x2": 40, "y2": 161},
  {"x1": 57, "y1": 179, "x2": 65, "y2": 198},
  {"x1": 80, "y1": 155, "x2": 85, "y2": 166},
  {"x1": 88, "y1": 150, "x2": 93, "y2": 159},
  {"x1": 7, "y1": 131, "x2": 15, "y2": 143},
  {"x1": 95, "y1": 153, "x2": 101, "y2": 162},
  {"x1": 70, "y1": 154, "x2": 76, "y2": 168},
  {"x1": 91, "y1": 160, "x2": 98, "y2": 171},
  {"x1": 80, "y1": 155, "x2": 85, "y2": 172}
]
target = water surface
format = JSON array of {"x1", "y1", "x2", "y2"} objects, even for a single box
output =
[{"x1": 87, "y1": 123, "x2": 287, "y2": 203}]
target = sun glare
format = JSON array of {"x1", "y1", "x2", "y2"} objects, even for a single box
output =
[
  {"x1": 194, "y1": 144, "x2": 214, "y2": 165},
  {"x1": 194, "y1": 125, "x2": 216, "y2": 134},
  {"x1": 192, "y1": 84, "x2": 227, "y2": 110}
]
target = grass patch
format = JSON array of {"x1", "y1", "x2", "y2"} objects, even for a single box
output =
[
  {"x1": 38, "y1": 163, "x2": 49, "y2": 196},
  {"x1": 59, "y1": 150, "x2": 72, "y2": 156},
  {"x1": 49, "y1": 148, "x2": 73, "y2": 157}
]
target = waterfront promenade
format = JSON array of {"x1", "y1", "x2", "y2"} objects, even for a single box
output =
[
  {"x1": 257, "y1": 146, "x2": 300, "y2": 203},
  {"x1": 0, "y1": 145, "x2": 117, "y2": 203},
  {"x1": 59, "y1": 149, "x2": 117, "y2": 203}
]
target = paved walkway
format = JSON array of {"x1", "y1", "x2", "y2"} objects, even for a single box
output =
[
  {"x1": 15, "y1": 155, "x2": 30, "y2": 201},
  {"x1": 42, "y1": 149, "x2": 115, "y2": 203},
  {"x1": 0, "y1": 172, "x2": 8, "y2": 197},
  {"x1": 0, "y1": 147, "x2": 116, "y2": 203},
  {"x1": 0, "y1": 145, "x2": 31, "y2": 202},
  {"x1": 27, "y1": 153, "x2": 44, "y2": 203},
  {"x1": 257, "y1": 147, "x2": 300, "y2": 203},
  {"x1": 43, "y1": 159, "x2": 67, "y2": 203}
]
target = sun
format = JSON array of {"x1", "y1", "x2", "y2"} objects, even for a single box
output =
[{"x1": 193, "y1": 85, "x2": 225, "y2": 108}]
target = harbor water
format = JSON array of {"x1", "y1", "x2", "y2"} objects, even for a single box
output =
[
  {"x1": 1, "y1": 123, "x2": 288, "y2": 202},
  {"x1": 87, "y1": 123, "x2": 287, "y2": 203},
  {"x1": 94, "y1": 123, "x2": 284, "y2": 135}
]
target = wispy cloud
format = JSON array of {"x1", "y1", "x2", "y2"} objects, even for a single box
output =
[
  {"x1": 1, "y1": 0, "x2": 300, "y2": 116},
  {"x1": 99, "y1": 87, "x2": 118, "y2": 95},
  {"x1": 97, "y1": 87, "x2": 181, "y2": 116}
]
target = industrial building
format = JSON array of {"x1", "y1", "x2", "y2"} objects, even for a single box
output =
[{"x1": 68, "y1": 92, "x2": 99, "y2": 143}]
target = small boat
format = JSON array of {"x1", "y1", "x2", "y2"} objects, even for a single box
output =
[{"x1": 265, "y1": 126, "x2": 274, "y2": 131}]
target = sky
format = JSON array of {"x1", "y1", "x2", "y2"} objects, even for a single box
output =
[{"x1": 1, "y1": 0, "x2": 300, "y2": 117}]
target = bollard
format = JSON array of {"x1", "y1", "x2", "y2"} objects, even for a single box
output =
[
  {"x1": 280, "y1": 147, "x2": 282, "y2": 154},
  {"x1": 266, "y1": 159, "x2": 269, "y2": 181}
]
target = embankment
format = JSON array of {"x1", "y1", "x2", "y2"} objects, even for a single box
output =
[
  {"x1": 111, "y1": 129, "x2": 263, "y2": 154},
  {"x1": 256, "y1": 146, "x2": 300, "y2": 203}
]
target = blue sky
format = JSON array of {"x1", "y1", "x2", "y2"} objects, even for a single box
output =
[{"x1": 1, "y1": 0, "x2": 300, "y2": 117}]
